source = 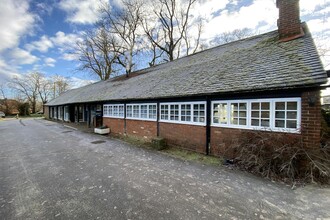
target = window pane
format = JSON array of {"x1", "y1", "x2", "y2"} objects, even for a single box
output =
[
  {"x1": 252, "y1": 103, "x2": 259, "y2": 110},
  {"x1": 275, "y1": 120, "x2": 285, "y2": 128},
  {"x1": 287, "y1": 120, "x2": 297, "y2": 128},
  {"x1": 231, "y1": 118, "x2": 238, "y2": 125},
  {"x1": 239, "y1": 119, "x2": 247, "y2": 125},
  {"x1": 251, "y1": 119, "x2": 259, "y2": 126},
  {"x1": 287, "y1": 111, "x2": 297, "y2": 119},
  {"x1": 251, "y1": 111, "x2": 259, "y2": 117},
  {"x1": 275, "y1": 111, "x2": 285, "y2": 119},
  {"x1": 276, "y1": 102, "x2": 285, "y2": 110},
  {"x1": 261, "y1": 119, "x2": 270, "y2": 127},
  {"x1": 261, "y1": 111, "x2": 270, "y2": 118},
  {"x1": 261, "y1": 102, "x2": 270, "y2": 110},
  {"x1": 239, "y1": 111, "x2": 247, "y2": 117},
  {"x1": 287, "y1": 102, "x2": 297, "y2": 110},
  {"x1": 239, "y1": 103, "x2": 247, "y2": 110}
]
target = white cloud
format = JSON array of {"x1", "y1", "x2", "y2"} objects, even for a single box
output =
[
  {"x1": 300, "y1": 0, "x2": 329, "y2": 15},
  {"x1": 69, "y1": 76, "x2": 95, "y2": 89},
  {"x1": 307, "y1": 17, "x2": 330, "y2": 34},
  {"x1": 44, "y1": 57, "x2": 56, "y2": 67},
  {"x1": 0, "y1": 58, "x2": 6, "y2": 68},
  {"x1": 202, "y1": 0, "x2": 277, "y2": 40},
  {"x1": 193, "y1": 0, "x2": 230, "y2": 20},
  {"x1": 0, "y1": 59, "x2": 21, "y2": 83},
  {"x1": 62, "y1": 53, "x2": 79, "y2": 61},
  {"x1": 0, "y1": 0, "x2": 36, "y2": 52},
  {"x1": 51, "y1": 31, "x2": 81, "y2": 47},
  {"x1": 25, "y1": 35, "x2": 54, "y2": 52},
  {"x1": 10, "y1": 48, "x2": 39, "y2": 65},
  {"x1": 58, "y1": 0, "x2": 108, "y2": 24}
]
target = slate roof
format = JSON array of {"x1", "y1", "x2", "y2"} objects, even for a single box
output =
[{"x1": 46, "y1": 23, "x2": 327, "y2": 106}]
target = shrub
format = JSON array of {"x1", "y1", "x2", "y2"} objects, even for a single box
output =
[{"x1": 231, "y1": 131, "x2": 330, "y2": 184}]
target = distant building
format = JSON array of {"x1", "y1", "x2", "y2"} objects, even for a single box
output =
[{"x1": 0, "y1": 99, "x2": 19, "y2": 115}]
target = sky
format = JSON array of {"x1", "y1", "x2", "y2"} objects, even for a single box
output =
[{"x1": 0, "y1": 0, "x2": 329, "y2": 92}]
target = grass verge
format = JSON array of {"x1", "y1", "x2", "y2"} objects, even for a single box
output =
[{"x1": 118, "y1": 135, "x2": 222, "y2": 166}]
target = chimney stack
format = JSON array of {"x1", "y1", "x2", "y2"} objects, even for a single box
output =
[{"x1": 276, "y1": 0, "x2": 304, "y2": 42}]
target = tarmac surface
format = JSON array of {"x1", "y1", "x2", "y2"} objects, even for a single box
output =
[{"x1": 0, "y1": 118, "x2": 330, "y2": 219}]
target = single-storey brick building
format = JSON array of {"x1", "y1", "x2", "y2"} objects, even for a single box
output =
[{"x1": 45, "y1": 0, "x2": 328, "y2": 157}]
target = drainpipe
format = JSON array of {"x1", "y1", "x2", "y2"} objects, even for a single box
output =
[
  {"x1": 124, "y1": 103, "x2": 127, "y2": 135},
  {"x1": 206, "y1": 97, "x2": 211, "y2": 155},
  {"x1": 157, "y1": 101, "x2": 160, "y2": 137}
]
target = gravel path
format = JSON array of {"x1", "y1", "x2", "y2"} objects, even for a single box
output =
[{"x1": 0, "y1": 118, "x2": 329, "y2": 219}]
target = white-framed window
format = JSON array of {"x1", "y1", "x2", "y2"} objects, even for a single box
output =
[
  {"x1": 161, "y1": 105, "x2": 169, "y2": 120},
  {"x1": 58, "y1": 106, "x2": 63, "y2": 120},
  {"x1": 64, "y1": 106, "x2": 69, "y2": 122},
  {"x1": 54, "y1": 107, "x2": 58, "y2": 119},
  {"x1": 160, "y1": 102, "x2": 206, "y2": 126},
  {"x1": 274, "y1": 101, "x2": 299, "y2": 129},
  {"x1": 126, "y1": 103, "x2": 157, "y2": 121},
  {"x1": 211, "y1": 98, "x2": 301, "y2": 133},
  {"x1": 103, "y1": 104, "x2": 124, "y2": 118}
]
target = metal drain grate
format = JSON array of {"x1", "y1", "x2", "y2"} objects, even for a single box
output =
[{"x1": 91, "y1": 140, "x2": 106, "y2": 144}]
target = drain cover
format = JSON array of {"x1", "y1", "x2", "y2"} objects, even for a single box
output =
[
  {"x1": 62, "y1": 131, "x2": 73, "y2": 133},
  {"x1": 91, "y1": 140, "x2": 106, "y2": 144}
]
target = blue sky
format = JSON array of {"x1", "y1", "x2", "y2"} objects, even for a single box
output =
[{"x1": 0, "y1": 0, "x2": 329, "y2": 90}]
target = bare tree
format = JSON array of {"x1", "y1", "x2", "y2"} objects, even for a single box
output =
[
  {"x1": 76, "y1": 27, "x2": 119, "y2": 81},
  {"x1": 101, "y1": 0, "x2": 144, "y2": 77},
  {"x1": 37, "y1": 76, "x2": 52, "y2": 104},
  {"x1": 211, "y1": 28, "x2": 254, "y2": 46},
  {"x1": 143, "y1": 0, "x2": 198, "y2": 63},
  {"x1": 51, "y1": 75, "x2": 70, "y2": 98},
  {"x1": 0, "y1": 83, "x2": 12, "y2": 115},
  {"x1": 183, "y1": 18, "x2": 203, "y2": 56},
  {"x1": 10, "y1": 73, "x2": 40, "y2": 113}
]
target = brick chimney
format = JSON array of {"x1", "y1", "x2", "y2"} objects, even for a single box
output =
[{"x1": 276, "y1": 0, "x2": 304, "y2": 42}]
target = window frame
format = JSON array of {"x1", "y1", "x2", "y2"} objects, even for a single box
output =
[
  {"x1": 211, "y1": 98, "x2": 301, "y2": 133},
  {"x1": 103, "y1": 104, "x2": 125, "y2": 119},
  {"x1": 159, "y1": 101, "x2": 206, "y2": 126},
  {"x1": 126, "y1": 103, "x2": 157, "y2": 121}
]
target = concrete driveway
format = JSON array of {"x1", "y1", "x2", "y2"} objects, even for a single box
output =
[{"x1": 0, "y1": 118, "x2": 329, "y2": 219}]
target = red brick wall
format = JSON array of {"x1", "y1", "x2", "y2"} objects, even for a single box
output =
[
  {"x1": 276, "y1": 0, "x2": 301, "y2": 39},
  {"x1": 159, "y1": 122, "x2": 206, "y2": 154},
  {"x1": 126, "y1": 119, "x2": 157, "y2": 140},
  {"x1": 103, "y1": 118, "x2": 125, "y2": 135},
  {"x1": 301, "y1": 90, "x2": 322, "y2": 148},
  {"x1": 210, "y1": 127, "x2": 243, "y2": 158}
]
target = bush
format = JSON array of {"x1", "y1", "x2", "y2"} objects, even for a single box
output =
[
  {"x1": 231, "y1": 131, "x2": 330, "y2": 184},
  {"x1": 18, "y1": 102, "x2": 30, "y2": 116}
]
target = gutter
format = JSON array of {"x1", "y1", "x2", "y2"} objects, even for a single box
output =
[{"x1": 206, "y1": 96, "x2": 211, "y2": 155}]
